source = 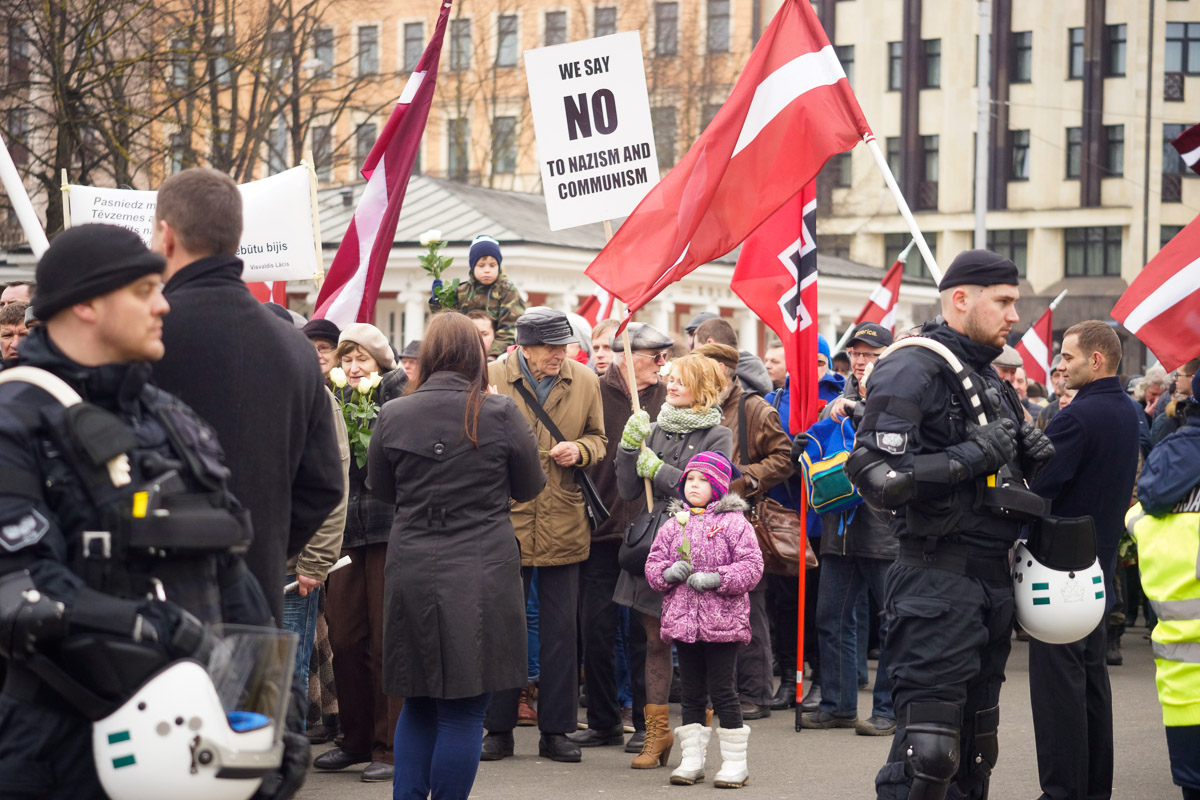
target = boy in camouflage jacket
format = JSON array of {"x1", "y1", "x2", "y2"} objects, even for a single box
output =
[{"x1": 431, "y1": 234, "x2": 525, "y2": 357}]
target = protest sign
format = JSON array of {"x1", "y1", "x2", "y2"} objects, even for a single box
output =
[
  {"x1": 67, "y1": 166, "x2": 318, "y2": 283},
  {"x1": 524, "y1": 31, "x2": 659, "y2": 231}
]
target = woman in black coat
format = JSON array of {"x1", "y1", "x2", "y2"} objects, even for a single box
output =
[{"x1": 367, "y1": 312, "x2": 545, "y2": 799}]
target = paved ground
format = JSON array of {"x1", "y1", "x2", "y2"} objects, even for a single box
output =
[{"x1": 297, "y1": 626, "x2": 1178, "y2": 799}]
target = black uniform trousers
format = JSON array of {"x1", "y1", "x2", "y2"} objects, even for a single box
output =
[
  {"x1": 487, "y1": 563, "x2": 580, "y2": 735},
  {"x1": 876, "y1": 563, "x2": 1014, "y2": 800},
  {"x1": 736, "y1": 577, "x2": 775, "y2": 706},
  {"x1": 579, "y1": 542, "x2": 646, "y2": 732},
  {"x1": 1028, "y1": 622, "x2": 1113, "y2": 800},
  {"x1": 0, "y1": 692, "x2": 106, "y2": 799}
]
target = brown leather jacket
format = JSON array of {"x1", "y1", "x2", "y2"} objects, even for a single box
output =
[{"x1": 717, "y1": 383, "x2": 794, "y2": 499}]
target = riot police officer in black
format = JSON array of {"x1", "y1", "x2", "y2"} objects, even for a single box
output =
[
  {"x1": 846, "y1": 250, "x2": 1055, "y2": 800},
  {"x1": 0, "y1": 224, "x2": 300, "y2": 799}
]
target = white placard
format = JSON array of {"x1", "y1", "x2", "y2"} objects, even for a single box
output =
[
  {"x1": 524, "y1": 31, "x2": 659, "y2": 231},
  {"x1": 67, "y1": 166, "x2": 317, "y2": 283}
]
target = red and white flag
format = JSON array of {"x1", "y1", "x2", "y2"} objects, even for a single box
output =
[
  {"x1": 731, "y1": 183, "x2": 818, "y2": 436},
  {"x1": 1015, "y1": 307, "x2": 1053, "y2": 386},
  {"x1": 1172, "y1": 122, "x2": 1200, "y2": 177},
  {"x1": 585, "y1": 0, "x2": 870, "y2": 315},
  {"x1": 853, "y1": 257, "x2": 904, "y2": 334},
  {"x1": 1112, "y1": 218, "x2": 1200, "y2": 371},
  {"x1": 576, "y1": 286, "x2": 615, "y2": 328},
  {"x1": 246, "y1": 281, "x2": 288, "y2": 305},
  {"x1": 313, "y1": 2, "x2": 452, "y2": 326}
]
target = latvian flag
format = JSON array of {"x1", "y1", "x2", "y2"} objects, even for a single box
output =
[
  {"x1": 853, "y1": 255, "x2": 904, "y2": 334},
  {"x1": 576, "y1": 286, "x2": 615, "y2": 328},
  {"x1": 1015, "y1": 307, "x2": 1053, "y2": 386},
  {"x1": 1172, "y1": 122, "x2": 1200, "y2": 176},
  {"x1": 1113, "y1": 217, "x2": 1200, "y2": 371}
]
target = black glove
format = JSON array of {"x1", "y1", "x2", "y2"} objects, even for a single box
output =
[
  {"x1": 789, "y1": 433, "x2": 809, "y2": 466},
  {"x1": 252, "y1": 685, "x2": 310, "y2": 800},
  {"x1": 136, "y1": 599, "x2": 213, "y2": 660},
  {"x1": 1018, "y1": 422, "x2": 1055, "y2": 480},
  {"x1": 963, "y1": 418, "x2": 1018, "y2": 478}
]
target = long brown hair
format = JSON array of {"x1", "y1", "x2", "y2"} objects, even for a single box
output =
[{"x1": 411, "y1": 312, "x2": 490, "y2": 445}]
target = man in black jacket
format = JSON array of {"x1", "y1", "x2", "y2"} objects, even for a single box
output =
[
  {"x1": 150, "y1": 167, "x2": 342, "y2": 623},
  {"x1": 1028, "y1": 320, "x2": 1140, "y2": 800}
]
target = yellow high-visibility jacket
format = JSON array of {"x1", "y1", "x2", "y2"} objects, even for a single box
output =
[{"x1": 1127, "y1": 502, "x2": 1200, "y2": 726}]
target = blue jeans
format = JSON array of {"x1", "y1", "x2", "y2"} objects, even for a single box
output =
[
  {"x1": 526, "y1": 569, "x2": 540, "y2": 681},
  {"x1": 393, "y1": 694, "x2": 491, "y2": 800},
  {"x1": 281, "y1": 574, "x2": 320, "y2": 725},
  {"x1": 815, "y1": 554, "x2": 893, "y2": 720},
  {"x1": 615, "y1": 605, "x2": 633, "y2": 707}
]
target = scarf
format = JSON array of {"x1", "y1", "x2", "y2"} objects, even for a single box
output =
[
  {"x1": 518, "y1": 350, "x2": 558, "y2": 406},
  {"x1": 657, "y1": 404, "x2": 722, "y2": 434}
]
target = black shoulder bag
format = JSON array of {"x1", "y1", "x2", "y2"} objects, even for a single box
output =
[{"x1": 512, "y1": 380, "x2": 610, "y2": 530}]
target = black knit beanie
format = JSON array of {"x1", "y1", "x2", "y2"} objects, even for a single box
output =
[{"x1": 35, "y1": 224, "x2": 166, "y2": 321}]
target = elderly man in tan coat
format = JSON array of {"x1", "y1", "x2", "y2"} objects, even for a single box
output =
[{"x1": 483, "y1": 306, "x2": 607, "y2": 764}]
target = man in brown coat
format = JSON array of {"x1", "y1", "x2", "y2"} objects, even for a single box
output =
[
  {"x1": 694, "y1": 342, "x2": 794, "y2": 719},
  {"x1": 484, "y1": 307, "x2": 607, "y2": 763},
  {"x1": 570, "y1": 323, "x2": 671, "y2": 752}
]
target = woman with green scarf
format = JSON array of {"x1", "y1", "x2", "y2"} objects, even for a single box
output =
[{"x1": 614, "y1": 352, "x2": 733, "y2": 771}]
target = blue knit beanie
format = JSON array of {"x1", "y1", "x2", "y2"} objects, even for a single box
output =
[
  {"x1": 817, "y1": 334, "x2": 831, "y2": 362},
  {"x1": 468, "y1": 234, "x2": 502, "y2": 272}
]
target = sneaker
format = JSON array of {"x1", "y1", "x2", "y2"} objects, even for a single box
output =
[
  {"x1": 854, "y1": 715, "x2": 897, "y2": 736},
  {"x1": 799, "y1": 710, "x2": 856, "y2": 729}
]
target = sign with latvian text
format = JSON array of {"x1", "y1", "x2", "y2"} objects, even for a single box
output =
[
  {"x1": 68, "y1": 166, "x2": 317, "y2": 283},
  {"x1": 524, "y1": 31, "x2": 659, "y2": 231}
]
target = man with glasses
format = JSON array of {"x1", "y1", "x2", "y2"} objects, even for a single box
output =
[
  {"x1": 826, "y1": 323, "x2": 892, "y2": 422},
  {"x1": 570, "y1": 322, "x2": 673, "y2": 753}
]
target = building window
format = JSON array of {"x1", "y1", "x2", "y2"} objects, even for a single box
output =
[
  {"x1": 170, "y1": 132, "x2": 188, "y2": 174},
  {"x1": 886, "y1": 136, "x2": 901, "y2": 183},
  {"x1": 496, "y1": 15, "x2": 518, "y2": 66},
  {"x1": 1161, "y1": 225, "x2": 1183, "y2": 251},
  {"x1": 267, "y1": 120, "x2": 287, "y2": 174},
  {"x1": 700, "y1": 103, "x2": 721, "y2": 132},
  {"x1": 887, "y1": 41, "x2": 902, "y2": 91},
  {"x1": 837, "y1": 44, "x2": 854, "y2": 87},
  {"x1": 357, "y1": 25, "x2": 378, "y2": 75},
  {"x1": 1105, "y1": 23, "x2": 1126, "y2": 77},
  {"x1": 7, "y1": 24, "x2": 30, "y2": 85},
  {"x1": 1166, "y1": 22, "x2": 1200, "y2": 75},
  {"x1": 1068, "y1": 27, "x2": 1084, "y2": 79},
  {"x1": 450, "y1": 18, "x2": 471, "y2": 70},
  {"x1": 312, "y1": 125, "x2": 332, "y2": 181},
  {"x1": 313, "y1": 28, "x2": 333, "y2": 78},
  {"x1": 1065, "y1": 227, "x2": 1122, "y2": 277},
  {"x1": 707, "y1": 0, "x2": 730, "y2": 53},
  {"x1": 655, "y1": 3, "x2": 677, "y2": 56},
  {"x1": 492, "y1": 116, "x2": 517, "y2": 174},
  {"x1": 544, "y1": 11, "x2": 567, "y2": 46},
  {"x1": 448, "y1": 117, "x2": 469, "y2": 180},
  {"x1": 652, "y1": 107, "x2": 676, "y2": 169},
  {"x1": 816, "y1": 234, "x2": 850, "y2": 259},
  {"x1": 1065, "y1": 127, "x2": 1082, "y2": 179},
  {"x1": 922, "y1": 39, "x2": 941, "y2": 89},
  {"x1": 831, "y1": 152, "x2": 852, "y2": 188},
  {"x1": 1163, "y1": 123, "x2": 1189, "y2": 202},
  {"x1": 1104, "y1": 124, "x2": 1124, "y2": 176},
  {"x1": 918, "y1": 134, "x2": 939, "y2": 210},
  {"x1": 1011, "y1": 31, "x2": 1032, "y2": 83},
  {"x1": 594, "y1": 6, "x2": 616, "y2": 37},
  {"x1": 1011, "y1": 129, "x2": 1030, "y2": 180},
  {"x1": 8, "y1": 109, "x2": 28, "y2": 165},
  {"x1": 356, "y1": 122, "x2": 376, "y2": 165},
  {"x1": 214, "y1": 35, "x2": 232, "y2": 85},
  {"x1": 886, "y1": 232, "x2": 936, "y2": 280},
  {"x1": 404, "y1": 22, "x2": 424, "y2": 72},
  {"x1": 171, "y1": 38, "x2": 189, "y2": 87},
  {"x1": 987, "y1": 229, "x2": 1028, "y2": 276}
]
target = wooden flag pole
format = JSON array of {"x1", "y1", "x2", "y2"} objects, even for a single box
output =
[
  {"x1": 60, "y1": 170, "x2": 71, "y2": 229},
  {"x1": 302, "y1": 150, "x2": 326, "y2": 290},
  {"x1": 604, "y1": 218, "x2": 654, "y2": 513}
]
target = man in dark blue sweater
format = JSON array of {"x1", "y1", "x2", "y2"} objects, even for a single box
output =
[{"x1": 1029, "y1": 320, "x2": 1141, "y2": 800}]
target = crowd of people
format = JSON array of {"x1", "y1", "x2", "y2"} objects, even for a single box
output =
[{"x1": 0, "y1": 166, "x2": 1195, "y2": 800}]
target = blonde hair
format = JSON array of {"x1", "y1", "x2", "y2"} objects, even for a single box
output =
[{"x1": 668, "y1": 353, "x2": 728, "y2": 411}]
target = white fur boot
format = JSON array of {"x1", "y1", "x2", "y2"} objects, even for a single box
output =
[
  {"x1": 669, "y1": 723, "x2": 711, "y2": 785},
  {"x1": 712, "y1": 725, "x2": 750, "y2": 788}
]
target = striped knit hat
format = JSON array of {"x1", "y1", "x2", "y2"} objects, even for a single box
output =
[{"x1": 677, "y1": 451, "x2": 742, "y2": 502}]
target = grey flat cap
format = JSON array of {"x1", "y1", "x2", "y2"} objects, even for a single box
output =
[
  {"x1": 993, "y1": 344, "x2": 1023, "y2": 369},
  {"x1": 617, "y1": 322, "x2": 674, "y2": 352},
  {"x1": 685, "y1": 311, "x2": 719, "y2": 334},
  {"x1": 1051, "y1": 353, "x2": 1063, "y2": 370},
  {"x1": 516, "y1": 306, "x2": 578, "y2": 346},
  {"x1": 400, "y1": 340, "x2": 422, "y2": 360}
]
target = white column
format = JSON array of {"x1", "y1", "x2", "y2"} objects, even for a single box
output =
[
  {"x1": 403, "y1": 294, "x2": 426, "y2": 346},
  {"x1": 649, "y1": 300, "x2": 673, "y2": 334},
  {"x1": 736, "y1": 309, "x2": 759, "y2": 356}
]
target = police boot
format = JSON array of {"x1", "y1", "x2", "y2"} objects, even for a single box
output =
[
  {"x1": 903, "y1": 702, "x2": 961, "y2": 800},
  {"x1": 669, "y1": 723, "x2": 711, "y2": 785},
  {"x1": 712, "y1": 725, "x2": 750, "y2": 788}
]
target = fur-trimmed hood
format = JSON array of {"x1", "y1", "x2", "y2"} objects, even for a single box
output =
[{"x1": 666, "y1": 493, "x2": 749, "y2": 516}]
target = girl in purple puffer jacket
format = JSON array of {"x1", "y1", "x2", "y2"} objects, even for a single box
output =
[{"x1": 645, "y1": 451, "x2": 763, "y2": 789}]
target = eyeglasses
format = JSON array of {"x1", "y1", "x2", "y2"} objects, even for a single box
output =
[
  {"x1": 633, "y1": 351, "x2": 668, "y2": 364},
  {"x1": 846, "y1": 350, "x2": 881, "y2": 362},
  {"x1": 314, "y1": 342, "x2": 334, "y2": 354}
]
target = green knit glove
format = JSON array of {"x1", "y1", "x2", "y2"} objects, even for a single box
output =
[
  {"x1": 620, "y1": 410, "x2": 652, "y2": 450},
  {"x1": 635, "y1": 449, "x2": 664, "y2": 479}
]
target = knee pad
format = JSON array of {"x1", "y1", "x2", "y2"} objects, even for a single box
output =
[{"x1": 903, "y1": 702, "x2": 962, "y2": 800}]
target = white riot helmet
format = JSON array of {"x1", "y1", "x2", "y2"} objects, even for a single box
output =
[
  {"x1": 1013, "y1": 516, "x2": 1106, "y2": 645},
  {"x1": 93, "y1": 625, "x2": 296, "y2": 800}
]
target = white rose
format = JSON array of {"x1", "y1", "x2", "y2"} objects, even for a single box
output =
[
  {"x1": 419, "y1": 228, "x2": 443, "y2": 246},
  {"x1": 368, "y1": 371, "x2": 383, "y2": 389},
  {"x1": 329, "y1": 367, "x2": 348, "y2": 389},
  {"x1": 674, "y1": 511, "x2": 689, "y2": 526}
]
